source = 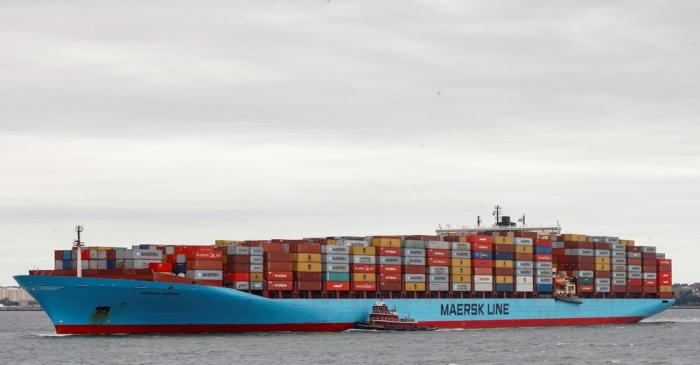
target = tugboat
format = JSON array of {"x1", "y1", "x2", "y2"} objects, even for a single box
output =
[{"x1": 354, "y1": 301, "x2": 436, "y2": 331}]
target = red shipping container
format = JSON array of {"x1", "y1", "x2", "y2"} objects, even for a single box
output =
[
  {"x1": 405, "y1": 235, "x2": 438, "y2": 241},
  {"x1": 516, "y1": 253, "x2": 534, "y2": 261},
  {"x1": 289, "y1": 243, "x2": 321, "y2": 254},
  {"x1": 225, "y1": 272, "x2": 248, "y2": 282},
  {"x1": 379, "y1": 264, "x2": 401, "y2": 274},
  {"x1": 594, "y1": 243, "x2": 611, "y2": 250},
  {"x1": 472, "y1": 259, "x2": 493, "y2": 268},
  {"x1": 535, "y1": 238, "x2": 552, "y2": 247},
  {"x1": 535, "y1": 254, "x2": 552, "y2": 262},
  {"x1": 295, "y1": 281, "x2": 322, "y2": 291},
  {"x1": 379, "y1": 273, "x2": 401, "y2": 282},
  {"x1": 553, "y1": 248, "x2": 565, "y2": 256},
  {"x1": 628, "y1": 286, "x2": 642, "y2": 293},
  {"x1": 379, "y1": 281, "x2": 402, "y2": 291},
  {"x1": 658, "y1": 278, "x2": 672, "y2": 285},
  {"x1": 403, "y1": 265, "x2": 426, "y2": 274},
  {"x1": 642, "y1": 253, "x2": 657, "y2": 260},
  {"x1": 577, "y1": 284, "x2": 594, "y2": 293},
  {"x1": 264, "y1": 252, "x2": 293, "y2": 262},
  {"x1": 81, "y1": 249, "x2": 90, "y2": 260},
  {"x1": 473, "y1": 267, "x2": 493, "y2": 275},
  {"x1": 149, "y1": 262, "x2": 172, "y2": 272},
  {"x1": 267, "y1": 281, "x2": 293, "y2": 291},
  {"x1": 107, "y1": 250, "x2": 116, "y2": 260},
  {"x1": 378, "y1": 247, "x2": 401, "y2": 256},
  {"x1": 643, "y1": 285, "x2": 657, "y2": 294},
  {"x1": 324, "y1": 281, "x2": 350, "y2": 291},
  {"x1": 470, "y1": 242, "x2": 493, "y2": 252},
  {"x1": 514, "y1": 231, "x2": 537, "y2": 239},
  {"x1": 626, "y1": 246, "x2": 643, "y2": 253},
  {"x1": 304, "y1": 238, "x2": 327, "y2": 245},
  {"x1": 467, "y1": 235, "x2": 494, "y2": 244},
  {"x1": 54, "y1": 250, "x2": 63, "y2": 260},
  {"x1": 595, "y1": 271, "x2": 611, "y2": 279},
  {"x1": 494, "y1": 244, "x2": 513, "y2": 253},
  {"x1": 611, "y1": 285, "x2": 627, "y2": 293},
  {"x1": 628, "y1": 279, "x2": 643, "y2": 286},
  {"x1": 260, "y1": 243, "x2": 287, "y2": 252},
  {"x1": 427, "y1": 249, "x2": 449, "y2": 258},
  {"x1": 643, "y1": 264, "x2": 657, "y2": 272},
  {"x1": 185, "y1": 248, "x2": 222, "y2": 261},
  {"x1": 187, "y1": 260, "x2": 223, "y2": 270},
  {"x1": 193, "y1": 280, "x2": 222, "y2": 287},
  {"x1": 226, "y1": 263, "x2": 249, "y2": 272},
  {"x1": 440, "y1": 236, "x2": 461, "y2": 242},
  {"x1": 658, "y1": 272, "x2": 672, "y2": 280},
  {"x1": 658, "y1": 264, "x2": 672, "y2": 272},
  {"x1": 265, "y1": 271, "x2": 292, "y2": 280},
  {"x1": 264, "y1": 262, "x2": 293, "y2": 271},
  {"x1": 644, "y1": 279, "x2": 657, "y2": 286},
  {"x1": 295, "y1": 272, "x2": 322, "y2": 281},
  {"x1": 352, "y1": 264, "x2": 376, "y2": 273},
  {"x1": 352, "y1": 281, "x2": 376, "y2": 291},
  {"x1": 427, "y1": 257, "x2": 449, "y2": 266},
  {"x1": 495, "y1": 268, "x2": 513, "y2": 276},
  {"x1": 228, "y1": 255, "x2": 250, "y2": 264},
  {"x1": 657, "y1": 259, "x2": 672, "y2": 266},
  {"x1": 627, "y1": 258, "x2": 642, "y2": 265}
]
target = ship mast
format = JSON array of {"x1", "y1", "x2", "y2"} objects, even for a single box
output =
[{"x1": 74, "y1": 225, "x2": 83, "y2": 278}]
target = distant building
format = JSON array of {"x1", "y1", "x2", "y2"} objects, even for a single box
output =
[{"x1": 0, "y1": 286, "x2": 36, "y2": 306}]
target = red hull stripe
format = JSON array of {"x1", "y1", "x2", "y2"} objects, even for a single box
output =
[{"x1": 55, "y1": 316, "x2": 643, "y2": 335}]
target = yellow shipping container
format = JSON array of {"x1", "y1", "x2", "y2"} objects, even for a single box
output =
[
  {"x1": 562, "y1": 234, "x2": 587, "y2": 242},
  {"x1": 293, "y1": 262, "x2": 322, "y2": 272},
  {"x1": 371, "y1": 237, "x2": 401, "y2": 247},
  {"x1": 214, "y1": 240, "x2": 243, "y2": 247},
  {"x1": 595, "y1": 263, "x2": 611, "y2": 271},
  {"x1": 353, "y1": 273, "x2": 376, "y2": 282},
  {"x1": 620, "y1": 239, "x2": 635, "y2": 246},
  {"x1": 496, "y1": 275, "x2": 513, "y2": 284},
  {"x1": 350, "y1": 246, "x2": 376, "y2": 255},
  {"x1": 494, "y1": 236, "x2": 513, "y2": 244},
  {"x1": 451, "y1": 275, "x2": 471, "y2": 283},
  {"x1": 495, "y1": 260, "x2": 514, "y2": 268},
  {"x1": 595, "y1": 257, "x2": 611, "y2": 264},
  {"x1": 405, "y1": 282, "x2": 426, "y2": 291},
  {"x1": 250, "y1": 273, "x2": 263, "y2": 281},
  {"x1": 451, "y1": 266, "x2": 471, "y2": 275},
  {"x1": 659, "y1": 285, "x2": 672, "y2": 292},
  {"x1": 291, "y1": 253, "x2": 322, "y2": 263},
  {"x1": 450, "y1": 258, "x2": 472, "y2": 267},
  {"x1": 515, "y1": 246, "x2": 533, "y2": 254}
]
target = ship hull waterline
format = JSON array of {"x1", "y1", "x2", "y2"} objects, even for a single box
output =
[{"x1": 15, "y1": 275, "x2": 673, "y2": 335}]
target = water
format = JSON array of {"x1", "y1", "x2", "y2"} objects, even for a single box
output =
[{"x1": 1, "y1": 309, "x2": 698, "y2": 365}]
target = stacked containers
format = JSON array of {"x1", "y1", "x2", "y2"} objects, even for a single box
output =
[
  {"x1": 54, "y1": 250, "x2": 74, "y2": 270},
  {"x1": 611, "y1": 240, "x2": 628, "y2": 293},
  {"x1": 321, "y1": 244, "x2": 350, "y2": 292},
  {"x1": 591, "y1": 237, "x2": 612, "y2": 294},
  {"x1": 640, "y1": 245, "x2": 657, "y2": 294},
  {"x1": 534, "y1": 238, "x2": 553, "y2": 293},
  {"x1": 264, "y1": 247, "x2": 294, "y2": 292},
  {"x1": 657, "y1": 258, "x2": 673, "y2": 298},
  {"x1": 131, "y1": 246, "x2": 164, "y2": 270},
  {"x1": 349, "y1": 240, "x2": 377, "y2": 292},
  {"x1": 469, "y1": 235, "x2": 494, "y2": 292},
  {"x1": 426, "y1": 240, "x2": 449, "y2": 292},
  {"x1": 291, "y1": 242, "x2": 322, "y2": 291},
  {"x1": 514, "y1": 236, "x2": 534, "y2": 292},
  {"x1": 249, "y1": 247, "x2": 264, "y2": 290},
  {"x1": 373, "y1": 237, "x2": 402, "y2": 292},
  {"x1": 225, "y1": 245, "x2": 250, "y2": 290},
  {"x1": 626, "y1": 244, "x2": 643, "y2": 294},
  {"x1": 493, "y1": 236, "x2": 514, "y2": 292},
  {"x1": 185, "y1": 247, "x2": 223, "y2": 286},
  {"x1": 450, "y1": 239, "x2": 472, "y2": 292},
  {"x1": 562, "y1": 234, "x2": 594, "y2": 294},
  {"x1": 402, "y1": 239, "x2": 426, "y2": 292}
]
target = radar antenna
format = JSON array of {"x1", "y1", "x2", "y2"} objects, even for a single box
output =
[{"x1": 492, "y1": 205, "x2": 502, "y2": 225}]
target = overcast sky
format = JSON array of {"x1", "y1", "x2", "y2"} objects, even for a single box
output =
[{"x1": 1, "y1": 1, "x2": 698, "y2": 285}]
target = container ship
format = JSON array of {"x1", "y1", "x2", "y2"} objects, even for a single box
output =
[{"x1": 15, "y1": 212, "x2": 674, "y2": 335}]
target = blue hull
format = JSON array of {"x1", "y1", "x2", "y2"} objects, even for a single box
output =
[{"x1": 15, "y1": 275, "x2": 674, "y2": 334}]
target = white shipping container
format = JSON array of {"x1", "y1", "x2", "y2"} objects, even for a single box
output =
[
  {"x1": 628, "y1": 272, "x2": 643, "y2": 279},
  {"x1": 123, "y1": 260, "x2": 133, "y2": 269},
  {"x1": 594, "y1": 249, "x2": 611, "y2": 257},
  {"x1": 341, "y1": 239, "x2": 369, "y2": 247},
  {"x1": 612, "y1": 251, "x2": 626, "y2": 258},
  {"x1": 352, "y1": 255, "x2": 376, "y2": 264},
  {"x1": 428, "y1": 275, "x2": 449, "y2": 283},
  {"x1": 250, "y1": 256, "x2": 263, "y2": 264},
  {"x1": 404, "y1": 274, "x2": 426, "y2": 282},
  {"x1": 325, "y1": 263, "x2": 349, "y2": 272},
  {"x1": 515, "y1": 261, "x2": 533, "y2": 269},
  {"x1": 426, "y1": 241, "x2": 449, "y2": 249},
  {"x1": 234, "y1": 282, "x2": 250, "y2": 290},
  {"x1": 516, "y1": 276, "x2": 534, "y2": 284},
  {"x1": 250, "y1": 247, "x2": 263, "y2": 256},
  {"x1": 515, "y1": 269, "x2": 533, "y2": 276},
  {"x1": 602, "y1": 236, "x2": 619, "y2": 244},
  {"x1": 611, "y1": 244, "x2": 626, "y2": 251},
  {"x1": 452, "y1": 283, "x2": 472, "y2": 291},
  {"x1": 627, "y1": 265, "x2": 642, "y2": 272},
  {"x1": 535, "y1": 262, "x2": 552, "y2": 269},
  {"x1": 428, "y1": 282, "x2": 449, "y2": 291},
  {"x1": 402, "y1": 257, "x2": 426, "y2": 266},
  {"x1": 89, "y1": 260, "x2": 98, "y2": 269},
  {"x1": 643, "y1": 273, "x2": 657, "y2": 279},
  {"x1": 89, "y1": 249, "x2": 98, "y2": 260},
  {"x1": 474, "y1": 275, "x2": 493, "y2": 283},
  {"x1": 97, "y1": 260, "x2": 107, "y2": 270},
  {"x1": 573, "y1": 270, "x2": 594, "y2": 278},
  {"x1": 656, "y1": 253, "x2": 666, "y2": 259},
  {"x1": 612, "y1": 257, "x2": 626, "y2": 265},
  {"x1": 612, "y1": 264, "x2": 627, "y2": 271},
  {"x1": 250, "y1": 281, "x2": 264, "y2": 290},
  {"x1": 474, "y1": 283, "x2": 493, "y2": 292},
  {"x1": 595, "y1": 278, "x2": 611, "y2": 285},
  {"x1": 133, "y1": 249, "x2": 163, "y2": 260},
  {"x1": 379, "y1": 256, "x2": 401, "y2": 265},
  {"x1": 402, "y1": 248, "x2": 425, "y2": 257},
  {"x1": 536, "y1": 277, "x2": 553, "y2": 284},
  {"x1": 249, "y1": 264, "x2": 263, "y2": 273},
  {"x1": 612, "y1": 278, "x2": 627, "y2": 285},
  {"x1": 451, "y1": 250, "x2": 471, "y2": 258},
  {"x1": 186, "y1": 270, "x2": 223, "y2": 280},
  {"x1": 450, "y1": 242, "x2": 470, "y2": 250},
  {"x1": 612, "y1": 272, "x2": 627, "y2": 279},
  {"x1": 428, "y1": 266, "x2": 449, "y2": 275},
  {"x1": 323, "y1": 255, "x2": 350, "y2": 264},
  {"x1": 596, "y1": 285, "x2": 611, "y2": 292},
  {"x1": 54, "y1": 260, "x2": 63, "y2": 270},
  {"x1": 227, "y1": 246, "x2": 249, "y2": 255},
  {"x1": 627, "y1": 252, "x2": 642, "y2": 258},
  {"x1": 552, "y1": 241, "x2": 565, "y2": 248},
  {"x1": 641, "y1": 246, "x2": 656, "y2": 253},
  {"x1": 515, "y1": 283, "x2": 534, "y2": 292},
  {"x1": 536, "y1": 269, "x2": 551, "y2": 277},
  {"x1": 514, "y1": 237, "x2": 533, "y2": 245},
  {"x1": 176, "y1": 254, "x2": 186, "y2": 263},
  {"x1": 321, "y1": 245, "x2": 349, "y2": 254}
]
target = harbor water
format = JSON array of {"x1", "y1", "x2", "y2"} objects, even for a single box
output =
[{"x1": 1, "y1": 309, "x2": 697, "y2": 364}]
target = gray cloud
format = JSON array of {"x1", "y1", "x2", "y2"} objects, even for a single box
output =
[{"x1": 1, "y1": 1, "x2": 699, "y2": 284}]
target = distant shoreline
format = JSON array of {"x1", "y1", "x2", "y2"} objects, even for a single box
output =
[
  {"x1": 671, "y1": 305, "x2": 700, "y2": 309},
  {"x1": 0, "y1": 307, "x2": 43, "y2": 311}
]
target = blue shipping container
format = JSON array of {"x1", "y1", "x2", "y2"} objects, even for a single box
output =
[
  {"x1": 494, "y1": 252, "x2": 513, "y2": 260},
  {"x1": 63, "y1": 250, "x2": 72, "y2": 260},
  {"x1": 107, "y1": 260, "x2": 116, "y2": 269},
  {"x1": 472, "y1": 251, "x2": 492, "y2": 260},
  {"x1": 174, "y1": 263, "x2": 187, "y2": 274},
  {"x1": 496, "y1": 284, "x2": 514, "y2": 292},
  {"x1": 535, "y1": 246, "x2": 553, "y2": 254},
  {"x1": 62, "y1": 260, "x2": 73, "y2": 270},
  {"x1": 536, "y1": 284, "x2": 553, "y2": 292}
]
